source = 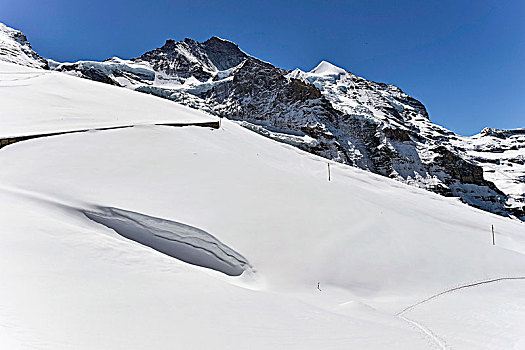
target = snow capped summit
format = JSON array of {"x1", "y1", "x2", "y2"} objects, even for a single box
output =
[
  {"x1": 289, "y1": 61, "x2": 348, "y2": 80},
  {"x1": 0, "y1": 22, "x2": 48, "y2": 69},
  {"x1": 309, "y1": 60, "x2": 347, "y2": 76}
]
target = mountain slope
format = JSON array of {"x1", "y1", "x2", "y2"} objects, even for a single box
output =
[
  {"x1": 0, "y1": 22, "x2": 522, "y2": 220},
  {"x1": 46, "y1": 34, "x2": 524, "y2": 220}
]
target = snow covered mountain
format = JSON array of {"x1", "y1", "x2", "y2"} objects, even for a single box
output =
[
  {"x1": 1, "y1": 22, "x2": 523, "y2": 220},
  {"x1": 2, "y1": 23, "x2": 525, "y2": 349}
]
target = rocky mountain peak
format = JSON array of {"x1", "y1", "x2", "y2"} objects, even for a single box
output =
[
  {"x1": 203, "y1": 36, "x2": 237, "y2": 46},
  {"x1": 201, "y1": 36, "x2": 247, "y2": 71},
  {"x1": 162, "y1": 39, "x2": 178, "y2": 47},
  {"x1": 132, "y1": 36, "x2": 247, "y2": 81},
  {"x1": 183, "y1": 37, "x2": 198, "y2": 45}
]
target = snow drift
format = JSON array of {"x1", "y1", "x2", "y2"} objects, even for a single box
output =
[{"x1": 83, "y1": 207, "x2": 250, "y2": 276}]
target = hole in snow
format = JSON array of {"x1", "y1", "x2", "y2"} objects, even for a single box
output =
[{"x1": 82, "y1": 207, "x2": 250, "y2": 276}]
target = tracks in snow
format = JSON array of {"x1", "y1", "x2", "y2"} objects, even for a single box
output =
[
  {"x1": 398, "y1": 314, "x2": 449, "y2": 350},
  {"x1": 396, "y1": 276, "x2": 525, "y2": 349},
  {"x1": 396, "y1": 276, "x2": 525, "y2": 316}
]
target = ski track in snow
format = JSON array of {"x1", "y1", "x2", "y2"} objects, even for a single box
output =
[
  {"x1": 398, "y1": 314, "x2": 449, "y2": 350},
  {"x1": 396, "y1": 277, "x2": 525, "y2": 349}
]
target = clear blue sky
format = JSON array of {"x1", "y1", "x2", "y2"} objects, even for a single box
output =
[{"x1": 2, "y1": 0, "x2": 523, "y2": 135}]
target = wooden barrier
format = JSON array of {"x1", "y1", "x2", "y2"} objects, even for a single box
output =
[{"x1": 0, "y1": 121, "x2": 220, "y2": 150}]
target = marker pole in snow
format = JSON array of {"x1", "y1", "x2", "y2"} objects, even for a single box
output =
[
  {"x1": 327, "y1": 163, "x2": 331, "y2": 181},
  {"x1": 317, "y1": 282, "x2": 321, "y2": 291},
  {"x1": 492, "y1": 225, "x2": 495, "y2": 245}
]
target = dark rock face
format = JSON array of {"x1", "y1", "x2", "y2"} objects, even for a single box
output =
[
  {"x1": 58, "y1": 63, "x2": 120, "y2": 86},
  {"x1": 433, "y1": 146, "x2": 488, "y2": 187},
  {"x1": 206, "y1": 58, "x2": 329, "y2": 124},
  {"x1": 45, "y1": 35, "x2": 524, "y2": 221},
  {"x1": 383, "y1": 128, "x2": 412, "y2": 142},
  {"x1": 201, "y1": 37, "x2": 247, "y2": 70},
  {"x1": 430, "y1": 146, "x2": 507, "y2": 214}
]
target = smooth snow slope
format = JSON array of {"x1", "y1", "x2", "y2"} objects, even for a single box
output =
[
  {"x1": 1, "y1": 63, "x2": 525, "y2": 349},
  {"x1": 0, "y1": 61, "x2": 216, "y2": 138}
]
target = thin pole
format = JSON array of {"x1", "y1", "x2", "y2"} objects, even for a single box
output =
[
  {"x1": 327, "y1": 163, "x2": 331, "y2": 181},
  {"x1": 492, "y1": 225, "x2": 495, "y2": 245}
]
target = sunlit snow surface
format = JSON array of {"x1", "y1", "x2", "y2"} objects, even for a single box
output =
[
  {"x1": 1, "y1": 62, "x2": 525, "y2": 349},
  {"x1": 0, "y1": 61, "x2": 216, "y2": 138}
]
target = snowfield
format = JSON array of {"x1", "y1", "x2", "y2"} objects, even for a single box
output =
[
  {"x1": 1, "y1": 61, "x2": 525, "y2": 349},
  {"x1": 0, "y1": 61, "x2": 216, "y2": 138}
]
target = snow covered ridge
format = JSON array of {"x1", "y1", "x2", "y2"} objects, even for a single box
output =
[
  {"x1": 0, "y1": 22, "x2": 523, "y2": 220},
  {"x1": 0, "y1": 23, "x2": 48, "y2": 69}
]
